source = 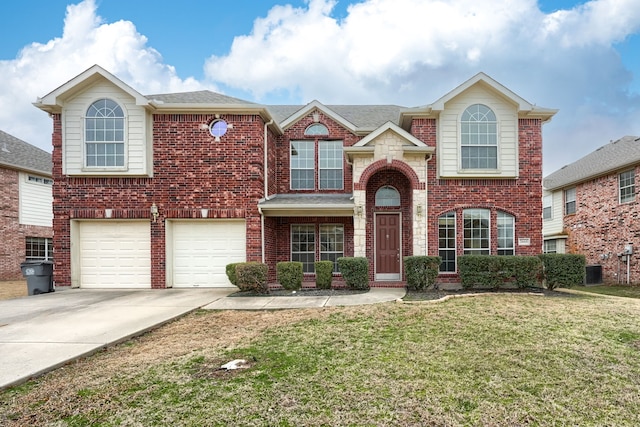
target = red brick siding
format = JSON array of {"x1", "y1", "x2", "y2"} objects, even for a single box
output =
[
  {"x1": 426, "y1": 118, "x2": 543, "y2": 283},
  {"x1": 275, "y1": 111, "x2": 359, "y2": 194},
  {"x1": 0, "y1": 167, "x2": 53, "y2": 280},
  {"x1": 51, "y1": 113, "x2": 267, "y2": 288},
  {"x1": 564, "y1": 165, "x2": 640, "y2": 284}
]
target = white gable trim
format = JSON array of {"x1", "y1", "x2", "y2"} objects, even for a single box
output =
[
  {"x1": 432, "y1": 72, "x2": 531, "y2": 111},
  {"x1": 279, "y1": 100, "x2": 358, "y2": 132},
  {"x1": 34, "y1": 64, "x2": 149, "y2": 113},
  {"x1": 354, "y1": 121, "x2": 427, "y2": 147}
]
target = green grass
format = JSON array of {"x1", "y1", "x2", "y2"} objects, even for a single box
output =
[
  {"x1": 574, "y1": 284, "x2": 640, "y2": 299},
  {"x1": 3, "y1": 295, "x2": 640, "y2": 426}
]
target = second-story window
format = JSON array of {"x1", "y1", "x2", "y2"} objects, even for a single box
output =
[
  {"x1": 290, "y1": 139, "x2": 343, "y2": 190},
  {"x1": 543, "y1": 194, "x2": 553, "y2": 220},
  {"x1": 85, "y1": 98, "x2": 125, "y2": 167},
  {"x1": 461, "y1": 104, "x2": 497, "y2": 169},
  {"x1": 564, "y1": 187, "x2": 576, "y2": 215},
  {"x1": 619, "y1": 170, "x2": 635, "y2": 204},
  {"x1": 291, "y1": 141, "x2": 314, "y2": 190}
]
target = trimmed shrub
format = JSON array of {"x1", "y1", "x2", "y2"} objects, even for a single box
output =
[
  {"x1": 236, "y1": 262, "x2": 269, "y2": 294},
  {"x1": 225, "y1": 262, "x2": 241, "y2": 287},
  {"x1": 459, "y1": 255, "x2": 542, "y2": 289},
  {"x1": 277, "y1": 261, "x2": 303, "y2": 290},
  {"x1": 539, "y1": 254, "x2": 586, "y2": 290},
  {"x1": 315, "y1": 261, "x2": 334, "y2": 289},
  {"x1": 404, "y1": 256, "x2": 441, "y2": 291},
  {"x1": 337, "y1": 257, "x2": 370, "y2": 290}
]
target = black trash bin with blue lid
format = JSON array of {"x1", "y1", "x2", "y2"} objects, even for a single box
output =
[{"x1": 20, "y1": 261, "x2": 54, "y2": 295}]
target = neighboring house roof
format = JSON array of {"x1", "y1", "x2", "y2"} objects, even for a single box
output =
[
  {"x1": 544, "y1": 135, "x2": 640, "y2": 190},
  {"x1": 0, "y1": 130, "x2": 52, "y2": 176}
]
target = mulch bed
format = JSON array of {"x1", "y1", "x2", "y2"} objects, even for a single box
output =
[
  {"x1": 403, "y1": 287, "x2": 582, "y2": 301},
  {"x1": 229, "y1": 288, "x2": 369, "y2": 297}
]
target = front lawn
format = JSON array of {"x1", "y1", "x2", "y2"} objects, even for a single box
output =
[{"x1": 2, "y1": 294, "x2": 640, "y2": 426}]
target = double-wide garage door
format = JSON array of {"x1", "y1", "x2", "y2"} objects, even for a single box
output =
[
  {"x1": 171, "y1": 220, "x2": 246, "y2": 288},
  {"x1": 77, "y1": 220, "x2": 246, "y2": 288}
]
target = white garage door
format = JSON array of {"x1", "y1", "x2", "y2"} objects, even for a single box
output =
[
  {"x1": 78, "y1": 221, "x2": 151, "y2": 288},
  {"x1": 171, "y1": 220, "x2": 246, "y2": 287}
]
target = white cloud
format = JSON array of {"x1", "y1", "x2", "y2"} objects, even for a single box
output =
[
  {"x1": 204, "y1": 0, "x2": 640, "y2": 174},
  {"x1": 0, "y1": 0, "x2": 204, "y2": 152}
]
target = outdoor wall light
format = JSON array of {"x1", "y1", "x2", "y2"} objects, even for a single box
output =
[
  {"x1": 105, "y1": 209, "x2": 113, "y2": 219},
  {"x1": 150, "y1": 203, "x2": 159, "y2": 222},
  {"x1": 354, "y1": 205, "x2": 363, "y2": 217},
  {"x1": 416, "y1": 204, "x2": 423, "y2": 218},
  {"x1": 201, "y1": 208, "x2": 209, "y2": 218}
]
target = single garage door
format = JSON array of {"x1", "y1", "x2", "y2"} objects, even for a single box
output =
[
  {"x1": 78, "y1": 221, "x2": 151, "y2": 288},
  {"x1": 171, "y1": 220, "x2": 246, "y2": 287}
]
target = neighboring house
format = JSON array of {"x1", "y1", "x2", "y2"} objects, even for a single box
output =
[
  {"x1": 543, "y1": 135, "x2": 640, "y2": 285},
  {"x1": 0, "y1": 130, "x2": 53, "y2": 280},
  {"x1": 34, "y1": 65, "x2": 556, "y2": 289}
]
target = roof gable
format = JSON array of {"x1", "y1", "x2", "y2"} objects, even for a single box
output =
[
  {"x1": 34, "y1": 64, "x2": 149, "y2": 113},
  {"x1": 354, "y1": 121, "x2": 427, "y2": 147},
  {"x1": 279, "y1": 101, "x2": 358, "y2": 133}
]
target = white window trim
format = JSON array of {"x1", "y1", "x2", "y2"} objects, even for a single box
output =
[
  {"x1": 459, "y1": 104, "x2": 501, "y2": 173},
  {"x1": 290, "y1": 140, "x2": 315, "y2": 190},
  {"x1": 564, "y1": 187, "x2": 576, "y2": 215},
  {"x1": 318, "y1": 140, "x2": 344, "y2": 190},
  {"x1": 543, "y1": 194, "x2": 553, "y2": 220},
  {"x1": 438, "y1": 212, "x2": 457, "y2": 274},
  {"x1": 81, "y1": 98, "x2": 129, "y2": 172},
  {"x1": 291, "y1": 224, "x2": 316, "y2": 273},
  {"x1": 463, "y1": 208, "x2": 491, "y2": 255},
  {"x1": 497, "y1": 212, "x2": 515, "y2": 255},
  {"x1": 619, "y1": 169, "x2": 635, "y2": 204}
]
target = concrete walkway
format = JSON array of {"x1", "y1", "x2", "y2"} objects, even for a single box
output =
[{"x1": 0, "y1": 286, "x2": 405, "y2": 390}]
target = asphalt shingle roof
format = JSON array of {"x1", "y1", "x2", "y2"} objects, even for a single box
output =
[
  {"x1": 0, "y1": 130, "x2": 52, "y2": 176},
  {"x1": 146, "y1": 90, "x2": 257, "y2": 105},
  {"x1": 258, "y1": 193, "x2": 354, "y2": 207},
  {"x1": 544, "y1": 135, "x2": 640, "y2": 190},
  {"x1": 269, "y1": 105, "x2": 404, "y2": 129}
]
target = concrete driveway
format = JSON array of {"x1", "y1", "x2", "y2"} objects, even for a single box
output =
[{"x1": 0, "y1": 287, "x2": 234, "y2": 390}]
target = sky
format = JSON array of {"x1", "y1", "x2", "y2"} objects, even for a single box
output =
[{"x1": 0, "y1": 0, "x2": 639, "y2": 176}]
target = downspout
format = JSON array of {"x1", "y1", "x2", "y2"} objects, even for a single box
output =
[
  {"x1": 261, "y1": 119, "x2": 274, "y2": 264},
  {"x1": 425, "y1": 153, "x2": 432, "y2": 255}
]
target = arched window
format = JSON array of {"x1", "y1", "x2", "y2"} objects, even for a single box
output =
[
  {"x1": 304, "y1": 123, "x2": 329, "y2": 136},
  {"x1": 375, "y1": 186, "x2": 400, "y2": 207},
  {"x1": 461, "y1": 104, "x2": 497, "y2": 169},
  {"x1": 85, "y1": 99, "x2": 125, "y2": 167}
]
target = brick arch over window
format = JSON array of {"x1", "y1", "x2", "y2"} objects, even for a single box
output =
[{"x1": 356, "y1": 159, "x2": 423, "y2": 190}]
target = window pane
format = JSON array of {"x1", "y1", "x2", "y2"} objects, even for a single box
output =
[
  {"x1": 85, "y1": 99, "x2": 125, "y2": 167},
  {"x1": 461, "y1": 104, "x2": 497, "y2": 170},
  {"x1": 320, "y1": 224, "x2": 344, "y2": 272},
  {"x1": 375, "y1": 186, "x2": 400, "y2": 206},
  {"x1": 25, "y1": 237, "x2": 52, "y2": 261},
  {"x1": 291, "y1": 141, "x2": 314, "y2": 189},
  {"x1": 292, "y1": 225, "x2": 315, "y2": 273},
  {"x1": 619, "y1": 170, "x2": 635, "y2": 203},
  {"x1": 497, "y1": 211, "x2": 515, "y2": 256},
  {"x1": 319, "y1": 141, "x2": 343, "y2": 190},
  {"x1": 438, "y1": 212, "x2": 456, "y2": 272},
  {"x1": 463, "y1": 209, "x2": 490, "y2": 255}
]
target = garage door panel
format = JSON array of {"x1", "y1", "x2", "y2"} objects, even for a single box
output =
[
  {"x1": 172, "y1": 220, "x2": 246, "y2": 288},
  {"x1": 79, "y1": 221, "x2": 151, "y2": 288}
]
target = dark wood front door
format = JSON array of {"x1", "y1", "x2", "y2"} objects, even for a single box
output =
[{"x1": 375, "y1": 213, "x2": 401, "y2": 280}]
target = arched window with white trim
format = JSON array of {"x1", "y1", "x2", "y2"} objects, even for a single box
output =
[
  {"x1": 461, "y1": 104, "x2": 497, "y2": 169},
  {"x1": 85, "y1": 98, "x2": 125, "y2": 167}
]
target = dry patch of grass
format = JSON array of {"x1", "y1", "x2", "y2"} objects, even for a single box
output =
[
  {"x1": 0, "y1": 281, "x2": 27, "y2": 300},
  {"x1": 574, "y1": 284, "x2": 640, "y2": 299},
  {"x1": 3, "y1": 295, "x2": 640, "y2": 426}
]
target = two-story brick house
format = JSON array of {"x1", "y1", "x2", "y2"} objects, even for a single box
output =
[
  {"x1": 35, "y1": 65, "x2": 556, "y2": 289},
  {"x1": 0, "y1": 130, "x2": 53, "y2": 280},
  {"x1": 543, "y1": 135, "x2": 640, "y2": 285}
]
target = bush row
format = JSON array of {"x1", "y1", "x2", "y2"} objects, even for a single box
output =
[{"x1": 227, "y1": 253, "x2": 586, "y2": 293}]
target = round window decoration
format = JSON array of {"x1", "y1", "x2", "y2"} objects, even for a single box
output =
[{"x1": 209, "y1": 119, "x2": 228, "y2": 139}]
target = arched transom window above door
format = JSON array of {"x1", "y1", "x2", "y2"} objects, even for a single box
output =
[{"x1": 375, "y1": 186, "x2": 400, "y2": 207}]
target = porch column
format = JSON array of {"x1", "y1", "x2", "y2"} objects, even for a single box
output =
[
  {"x1": 353, "y1": 189, "x2": 367, "y2": 257},
  {"x1": 413, "y1": 188, "x2": 427, "y2": 255}
]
